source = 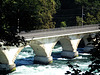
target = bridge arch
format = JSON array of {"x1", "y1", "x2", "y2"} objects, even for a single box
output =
[
  {"x1": 53, "y1": 36, "x2": 79, "y2": 58},
  {"x1": 78, "y1": 34, "x2": 90, "y2": 48},
  {"x1": 29, "y1": 40, "x2": 48, "y2": 57},
  {"x1": 0, "y1": 50, "x2": 9, "y2": 64},
  {"x1": 0, "y1": 46, "x2": 17, "y2": 72},
  {"x1": 81, "y1": 34, "x2": 94, "y2": 52},
  {"x1": 82, "y1": 34, "x2": 92, "y2": 46},
  {"x1": 29, "y1": 40, "x2": 53, "y2": 64},
  {"x1": 11, "y1": 40, "x2": 49, "y2": 65},
  {"x1": 55, "y1": 37, "x2": 73, "y2": 52},
  {"x1": 10, "y1": 40, "x2": 47, "y2": 65},
  {"x1": 12, "y1": 47, "x2": 25, "y2": 63}
]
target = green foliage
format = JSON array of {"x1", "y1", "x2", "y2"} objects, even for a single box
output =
[
  {"x1": 76, "y1": 16, "x2": 82, "y2": 26},
  {"x1": 0, "y1": 0, "x2": 56, "y2": 46},
  {"x1": 85, "y1": 13, "x2": 98, "y2": 24},
  {"x1": 54, "y1": 0, "x2": 100, "y2": 27},
  {"x1": 1, "y1": 0, "x2": 100, "y2": 46},
  {"x1": 75, "y1": 0, "x2": 100, "y2": 25},
  {"x1": 97, "y1": 10, "x2": 100, "y2": 23},
  {"x1": 60, "y1": 21, "x2": 67, "y2": 27},
  {"x1": 33, "y1": 0, "x2": 56, "y2": 29},
  {"x1": 54, "y1": 0, "x2": 61, "y2": 10},
  {"x1": 75, "y1": 0, "x2": 88, "y2": 6}
]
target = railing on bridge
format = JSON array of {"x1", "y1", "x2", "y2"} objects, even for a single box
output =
[{"x1": 20, "y1": 24, "x2": 100, "y2": 34}]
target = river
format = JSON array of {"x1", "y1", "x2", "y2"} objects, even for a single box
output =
[{"x1": 9, "y1": 44, "x2": 97, "y2": 75}]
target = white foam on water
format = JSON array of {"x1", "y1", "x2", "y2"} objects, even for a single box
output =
[
  {"x1": 52, "y1": 47, "x2": 62, "y2": 52},
  {"x1": 74, "y1": 56, "x2": 88, "y2": 60},
  {"x1": 74, "y1": 56, "x2": 83, "y2": 59},
  {"x1": 16, "y1": 51, "x2": 33, "y2": 59},
  {"x1": 9, "y1": 46, "x2": 99, "y2": 75},
  {"x1": 57, "y1": 58, "x2": 68, "y2": 60},
  {"x1": 25, "y1": 45, "x2": 31, "y2": 48},
  {"x1": 10, "y1": 65, "x2": 70, "y2": 75},
  {"x1": 79, "y1": 53, "x2": 91, "y2": 55},
  {"x1": 16, "y1": 47, "x2": 34, "y2": 59}
]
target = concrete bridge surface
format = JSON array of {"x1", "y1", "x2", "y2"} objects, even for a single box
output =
[{"x1": 0, "y1": 24, "x2": 100, "y2": 72}]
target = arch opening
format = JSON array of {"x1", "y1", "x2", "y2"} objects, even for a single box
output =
[
  {"x1": 51, "y1": 41, "x2": 62, "y2": 59},
  {"x1": 14, "y1": 45, "x2": 34, "y2": 66},
  {"x1": 78, "y1": 38, "x2": 85, "y2": 48},
  {"x1": 77, "y1": 34, "x2": 94, "y2": 53},
  {"x1": 51, "y1": 37, "x2": 74, "y2": 59},
  {"x1": 77, "y1": 38, "x2": 85, "y2": 53}
]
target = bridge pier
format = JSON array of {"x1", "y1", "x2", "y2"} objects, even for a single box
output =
[
  {"x1": 0, "y1": 46, "x2": 16, "y2": 73},
  {"x1": 34, "y1": 56, "x2": 53, "y2": 64},
  {"x1": 30, "y1": 38, "x2": 56, "y2": 64},
  {"x1": 61, "y1": 51, "x2": 78, "y2": 58},
  {"x1": 60, "y1": 35, "x2": 82, "y2": 58},
  {"x1": 0, "y1": 42, "x2": 25, "y2": 73}
]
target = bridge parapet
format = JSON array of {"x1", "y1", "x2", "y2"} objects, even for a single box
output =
[
  {"x1": 20, "y1": 24, "x2": 99, "y2": 34},
  {"x1": 19, "y1": 24, "x2": 100, "y2": 40}
]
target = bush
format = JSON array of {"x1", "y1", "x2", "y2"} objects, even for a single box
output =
[{"x1": 60, "y1": 21, "x2": 67, "y2": 27}]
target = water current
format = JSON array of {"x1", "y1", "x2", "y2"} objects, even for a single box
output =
[{"x1": 9, "y1": 45, "x2": 98, "y2": 75}]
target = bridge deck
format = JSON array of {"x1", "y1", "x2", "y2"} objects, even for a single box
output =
[{"x1": 19, "y1": 24, "x2": 100, "y2": 40}]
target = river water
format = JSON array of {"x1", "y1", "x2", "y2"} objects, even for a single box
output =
[{"x1": 9, "y1": 45, "x2": 96, "y2": 75}]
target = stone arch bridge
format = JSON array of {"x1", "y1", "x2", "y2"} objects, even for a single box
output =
[{"x1": 0, "y1": 24, "x2": 100, "y2": 71}]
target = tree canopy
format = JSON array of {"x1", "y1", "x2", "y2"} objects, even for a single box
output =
[
  {"x1": 54, "y1": 0, "x2": 100, "y2": 27},
  {"x1": 0, "y1": 0, "x2": 100, "y2": 45},
  {"x1": 0, "y1": 0, "x2": 56, "y2": 46}
]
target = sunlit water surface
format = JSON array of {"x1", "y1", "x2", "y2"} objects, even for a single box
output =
[{"x1": 9, "y1": 45, "x2": 97, "y2": 75}]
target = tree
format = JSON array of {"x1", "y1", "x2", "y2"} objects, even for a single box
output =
[
  {"x1": 33, "y1": 0, "x2": 56, "y2": 29},
  {"x1": 0, "y1": 0, "x2": 21, "y2": 46},
  {"x1": 89, "y1": 33, "x2": 100, "y2": 73},
  {"x1": 54, "y1": 0, "x2": 61, "y2": 10},
  {"x1": 54, "y1": 0, "x2": 100, "y2": 27},
  {"x1": 97, "y1": 10, "x2": 100, "y2": 23},
  {"x1": 85, "y1": 13, "x2": 97, "y2": 24},
  {"x1": 54, "y1": 0, "x2": 82, "y2": 27},
  {"x1": 75, "y1": 0, "x2": 100, "y2": 25},
  {"x1": 0, "y1": 0, "x2": 56, "y2": 46},
  {"x1": 76, "y1": 16, "x2": 82, "y2": 26},
  {"x1": 65, "y1": 32, "x2": 100, "y2": 75}
]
